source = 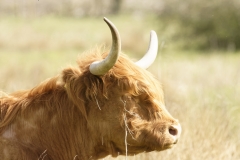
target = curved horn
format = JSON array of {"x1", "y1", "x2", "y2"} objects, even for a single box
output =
[
  {"x1": 89, "y1": 17, "x2": 121, "y2": 75},
  {"x1": 135, "y1": 30, "x2": 158, "y2": 69}
]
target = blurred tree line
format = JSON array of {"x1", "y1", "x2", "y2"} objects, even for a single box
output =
[
  {"x1": 0, "y1": 0, "x2": 239, "y2": 51},
  {"x1": 159, "y1": 0, "x2": 240, "y2": 50}
]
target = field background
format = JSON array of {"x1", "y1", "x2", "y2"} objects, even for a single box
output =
[{"x1": 0, "y1": 1, "x2": 240, "y2": 160}]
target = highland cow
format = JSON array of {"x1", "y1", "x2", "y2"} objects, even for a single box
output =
[{"x1": 0, "y1": 18, "x2": 181, "y2": 160}]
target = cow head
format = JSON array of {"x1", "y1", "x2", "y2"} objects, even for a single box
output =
[{"x1": 61, "y1": 18, "x2": 181, "y2": 158}]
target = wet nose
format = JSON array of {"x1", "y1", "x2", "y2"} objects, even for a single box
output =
[{"x1": 168, "y1": 124, "x2": 181, "y2": 142}]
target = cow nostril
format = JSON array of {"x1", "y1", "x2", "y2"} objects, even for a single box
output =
[{"x1": 169, "y1": 126, "x2": 178, "y2": 136}]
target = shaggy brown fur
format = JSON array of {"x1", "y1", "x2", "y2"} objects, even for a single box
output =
[{"x1": 0, "y1": 47, "x2": 180, "y2": 160}]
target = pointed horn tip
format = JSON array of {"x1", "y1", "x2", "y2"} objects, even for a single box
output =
[
  {"x1": 103, "y1": 17, "x2": 117, "y2": 30},
  {"x1": 150, "y1": 30, "x2": 157, "y2": 36},
  {"x1": 150, "y1": 30, "x2": 158, "y2": 44},
  {"x1": 103, "y1": 17, "x2": 111, "y2": 24}
]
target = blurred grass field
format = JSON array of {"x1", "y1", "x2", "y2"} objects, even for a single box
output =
[{"x1": 0, "y1": 16, "x2": 240, "y2": 160}]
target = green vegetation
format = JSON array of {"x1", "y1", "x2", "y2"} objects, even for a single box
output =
[
  {"x1": 0, "y1": 16, "x2": 240, "y2": 159},
  {"x1": 158, "y1": 0, "x2": 240, "y2": 50}
]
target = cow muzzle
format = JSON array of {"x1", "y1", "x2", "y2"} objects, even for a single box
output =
[{"x1": 168, "y1": 123, "x2": 181, "y2": 144}]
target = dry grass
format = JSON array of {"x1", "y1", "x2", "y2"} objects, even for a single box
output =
[{"x1": 0, "y1": 16, "x2": 240, "y2": 160}]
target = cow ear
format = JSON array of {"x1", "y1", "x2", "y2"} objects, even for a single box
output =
[{"x1": 61, "y1": 68, "x2": 88, "y2": 119}]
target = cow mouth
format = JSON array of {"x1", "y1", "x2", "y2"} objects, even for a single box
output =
[
  {"x1": 134, "y1": 131, "x2": 177, "y2": 151},
  {"x1": 129, "y1": 135, "x2": 178, "y2": 153},
  {"x1": 145, "y1": 143, "x2": 175, "y2": 152},
  {"x1": 121, "y1": 143, "x2": 175, "y2": 156}
]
